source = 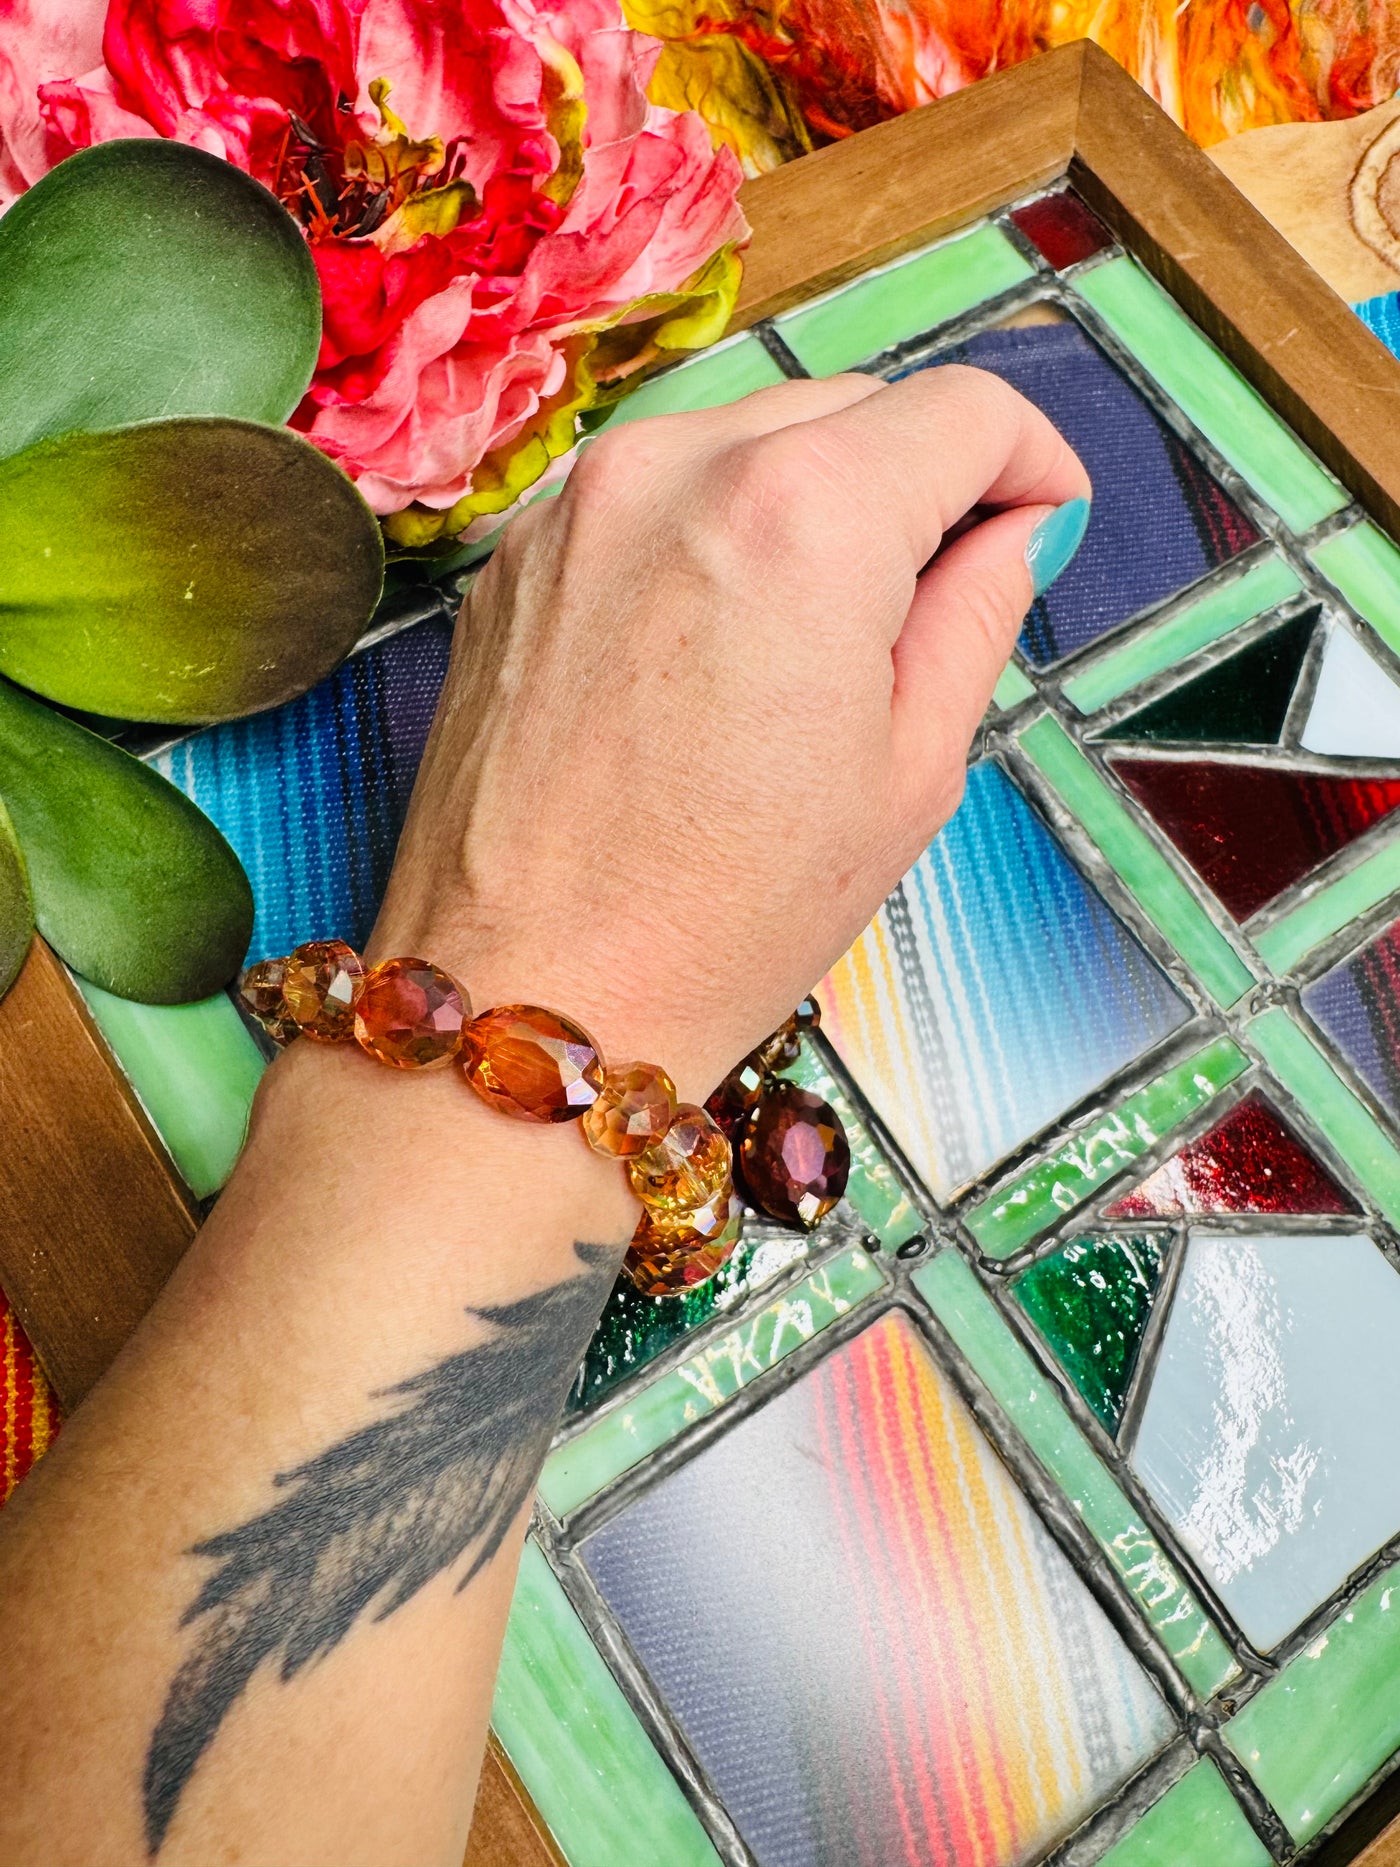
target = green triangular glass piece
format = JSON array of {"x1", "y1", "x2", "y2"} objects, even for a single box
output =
[
  {"x1": 1012, "y1": 1232, "x2": 1167, "y2": 1434},
  {"x1": 1103, "y1": 607, "x2": 1317, "y2": 745}
]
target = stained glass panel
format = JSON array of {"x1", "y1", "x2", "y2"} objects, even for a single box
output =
[
  {"x1": 1098, "y1": 610, "x2": 1316, "y2": 747},
  {"x1": 1012, "y1": 1232, "x2": 1167, "y2": 1433},
  {"x1": 582, "y1": 1311, "x2": 1173, "y2": 1867},
  {"x1": 1305, "y1": 915, "x2": 1400, "y2": 1122}
]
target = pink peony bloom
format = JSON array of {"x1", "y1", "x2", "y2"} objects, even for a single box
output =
[{"x1": 0, "y1": 0, "x2": 747, "y2": 539}]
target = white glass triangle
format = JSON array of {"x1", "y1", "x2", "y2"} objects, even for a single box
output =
[{"x1": 1301, "y1": 624, "x2": 1400, "y2": 756}]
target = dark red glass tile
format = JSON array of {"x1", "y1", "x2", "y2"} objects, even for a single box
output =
[
  {"x1": 1108, "y1": 756, "x2": 1400, "y2": 921},
  {"x1": 1010, "y1": 191, "x2": 1114, "y2": 270},
  {"x1": 1103, "y1": 1090, "x2": 1358, "y2": 1218}
]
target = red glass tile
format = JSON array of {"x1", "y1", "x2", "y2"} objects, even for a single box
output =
[
  {"x1": 1108, "y1": 756, "x2": 1400, "y2": 921},
  {"x1": 1010, "y1": 191, "x2": 1114, "y2": 270},
  {"x1": 1104, "y1": 1090, "x2": 1357, "y2": 1218}
]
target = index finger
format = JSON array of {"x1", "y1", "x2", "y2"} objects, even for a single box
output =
[{"x1": 791, "y1": 362, "x2": 1091, "y2": 571}]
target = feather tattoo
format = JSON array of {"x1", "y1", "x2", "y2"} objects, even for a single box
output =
[{"x1": 143, "y1": 1242, "x2": 615, "y2": 1855}]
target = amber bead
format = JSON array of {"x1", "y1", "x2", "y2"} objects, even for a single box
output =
[
  {"x1": 740, "y1": 1080, "x2": 850, "y2": 1228},
  {"x1": 752, "y1": 1013, "x2": 803, "y2": 1074},
  {"x1": 625, "y1": 1192, "x2": 743, "y2": 1295},
  {"x1": 626, "y1": 1103, "x2": 732, "y2": 1214},
  {"x1": 282, "y1": 939, "x2": 365, "y2": 1042},
  {"x1": 583, "y1": 1062, "x2": 677, "y2": 1158},
  {"x1": 354, "y1": 957, "x2": 467, "y2": 1069},
  {"x1": 238, "y1": 956, "x2": 299, "y2": 1046},
  {"x1": 704, "y1": 1055, "x2": 765, "y2": 1138},
  {"x1": 462, "y1": 1004, "x2": 604, "y2": 1121}
]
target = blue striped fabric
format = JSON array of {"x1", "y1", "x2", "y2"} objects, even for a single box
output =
[
  {"x1": 152, "y1": 618, "x2": 453, "y2": 964},
  {"x1": 1355, "y1": 292, "x2": 1400, "y2": 359}
]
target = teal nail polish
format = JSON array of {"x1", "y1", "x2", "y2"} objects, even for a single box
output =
[{"x1": 1025, "y1": 497, "x2": 1090, "y2": 597}]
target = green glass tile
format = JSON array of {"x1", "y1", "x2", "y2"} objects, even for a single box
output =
[
  {"x1": 915, "y1": 1249, "x2": 1237, "y2": 1697},
  {"x1": 966, "y1": 1036, "x2": 1248, "y2": 1258},
  {"x1": 1256, "y1": 835, "x2": 1400, "y2": 974},
  {"x1": 1249, "y1": 1005, "x2": 1400, "y2": 1226},
  {"x1": 1101, "y1": 609, "x2": 1316, "y2": 747},
  {"x1": 1018, "y1": 713, "x2": 1255, "y2": 1006},
  {"x1": 1012, "y1": 1231, "x2": 1166, "y2": 1433},
  {"x1": 601, "y1": 332, "x2": 785, "y2": 426},
  {"x1": 78, "y1": 982, "x2": 264, "y2": 1198},
  {"x1": 1099, "y1": 1761, "x2": 1270, "y2": 1867},
  {"x1": 493, "y1": 1539, "x2": 722, "y2": 1867},
  {"x1": 992, "y1": 660, "x2": 1037, "y2": 710},
  {"x1": 1311, "y1": 522, "x2": 1400, "y2": 657},
  {"x1": 567, "y1": 1227, "x2": 814, "y2": 1418},
  {"x1": 782, "y1": 1039, "x2": 923, "y2": 1248},
  {"x1": 1076, "y1": 258, "x2": 1345, "y2": 534},
  {"x1": 776, "y1": 225, "x2": 1035, "y2": 376},
  {"x1": 1064, "y1": 557, "x2": 1304, "y2": 715},
  {"x1": 1224, "y1": 1555, "x2": 1400, "y2": 1845},
  {"x1": 542, "y1": 1246, "x2": 883, "y2": 1518}
]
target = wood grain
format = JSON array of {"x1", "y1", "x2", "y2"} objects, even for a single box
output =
[
  {"x1": 463, "y1": 1737, "x2": 564, "y2": 1867},
  {"x1": 0, "y1": 940, "x2": 198, "y2": 1408}
]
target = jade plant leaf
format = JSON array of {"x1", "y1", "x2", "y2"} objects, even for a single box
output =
[
  {"x1": 0, "y1": 139, "x2": 320, "y2": 463},
  {"x1": 0, "y1": 678, "x2": 252, "y2": 1002},
  {"x1": 0, "y1": 796, "x2": 34, "y2": 999},
  {"x1": 0, "y1": 417, "x2": 385, "y2": 722}
]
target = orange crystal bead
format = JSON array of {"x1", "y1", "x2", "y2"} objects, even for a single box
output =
[
  {"x1": 281, "y1": 938, "x2": 365, "y2": 1041},
  {"x1": 461, "y1": 1005, "x2": 604, "y2": 1121},
  {"x1": 582, "y1": 1062, "x2": 677, "y2": 1159},
  {"x1": 625, "y1": 1191, "x2": 742, "y2": 1295},
  {"x1": 354, "y1": 957, "x2": 468, "y2": 1068},
  {"x1": 238, "y1": 956, "x2": 299, "y2": 1046},
  {"x1": 626, "y1": 1103, "x2": 732, "y2": 1214}
]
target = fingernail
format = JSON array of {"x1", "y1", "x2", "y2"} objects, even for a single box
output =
[{"x1": 1025, "y1": 497, "x2": 1090, "y2": 597}]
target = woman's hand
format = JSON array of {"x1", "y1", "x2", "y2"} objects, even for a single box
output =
[{"x1": 378, "y1": 365, "x2": 1089, "y2": 1098}]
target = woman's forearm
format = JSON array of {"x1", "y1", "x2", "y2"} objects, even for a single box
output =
[{"x1": 0, "y1": 1041, "x2": 631, "y2": 1866}]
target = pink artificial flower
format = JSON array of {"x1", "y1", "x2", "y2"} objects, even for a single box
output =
[{"x1": 0, "y1": 0, "x2": 747, "y2": 538}]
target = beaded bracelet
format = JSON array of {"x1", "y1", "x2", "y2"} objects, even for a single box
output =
[{"x1": 239, "y1": 940, "x2": 851, "y2": 1297}]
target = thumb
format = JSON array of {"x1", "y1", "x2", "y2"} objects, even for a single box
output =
[{"x1": 890, "y1": 497, "x2": 1089, "y2": 828}]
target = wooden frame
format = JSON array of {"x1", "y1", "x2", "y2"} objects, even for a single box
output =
[{"x1": 6, "y1": 38, "x2": 1400, "y2": 1866}]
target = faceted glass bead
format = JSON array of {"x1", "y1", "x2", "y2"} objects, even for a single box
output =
[
  {"x1": 704, "y1": 1056, "x2": 765, "y2": 1138},
  {"x1": 462, "y1": 1004, "x2": 604, "y2": 1121},
  {"x1": 625, "y1": 1193, "x2": 743, "y2": 1296},
  {"x1": 282, "y1": 939, "x2": 365, "y2": 1042},
  {"x1": 740, "y1": 1081, "x2": 850, "y2": 1228},
  {"x1": 752, "y1": 1014, "x2": 802, "y2": 1073},
  {"x1": 583, "y1": 1062, "x2": 677, "y2": 1159},
  {"x1": 354, "y1": 957, "x2": 468, "y2": 1069},
  {"x1": 795, "y1": 994, "x2": 822, "y2": 1029},
  {"x1": 238, "y1": 956, "x2": 299, "y2": 1046},
  {"x1": 626, "y1": 1103, "x2": 732, "y2": 1214}
]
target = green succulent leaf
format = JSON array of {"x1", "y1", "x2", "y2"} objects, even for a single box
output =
[
  {"x1": 0, "y1": 139, "x2": 320, "y2": 462},
  {"x1": 0, "y1": 417, "x2": 385, "y2": 722},
  {"x1": 0, "y1": 677, "x2": 253, "y2": 1002},
  {"x1": 0, "y1": 794, "x2": 34, "y2": 1000}
]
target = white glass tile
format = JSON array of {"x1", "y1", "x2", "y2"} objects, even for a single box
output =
[{"x1": 1300, "y1": 624, "x2": 1400, "y2": 757}]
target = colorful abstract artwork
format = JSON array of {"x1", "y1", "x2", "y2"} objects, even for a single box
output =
[{"x1": 35, "y1": 188, "x2": 1400, "y2": 1866}]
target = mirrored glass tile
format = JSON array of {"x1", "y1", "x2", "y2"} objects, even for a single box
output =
[
  {"x1": 1224, "y1": 1552, "x2": 1400, "y2": 1846},
  {"x1": 1108, "y1": 755, "x2": 1400, "y2": 922},
  {"x1": 1100, "y1": 610, "x2": 1316, "y2": 747},
  {"x1": 1300, "y1": 621, "x2": 1400, "y2": 757},
  {"x1": 1304, "y1": 915, "x2": 1400, "y2": 1122},
  {"x1": 1012, "y1": 1232, "x2": 1166, "y2": 1433},
  {"x1": 967, "y1": 1037, "x2": 1248, "y2": 1259},
  {"x1": 918, "y1": 1249, "x2": 1238, "y2": 1697},
  {"x1": 1077, "y1": 257, "x2": 1346, "y2": 534},
  {"x1": 495, "y1": 1540, "x2": 723, "y2": 1867},
  {"x1": 819, "y1": 760, "x2": 1189, "y2": 1202},
  {"x1": 582, "y1": 1311, "x2": 1174, "y2": 1867},
  {"x1": 1009, "y1": 190, "x2": 1113, "y2": 270},
  {"x1": 1099, "y1": 1761, "x2": 1270, "y2": 1867},
  {"x1": 774, "y1": 223, "x2": 1033, "y2": 375},
  {"x1": 1133, "y1": 1232, "x2": 1400, "y2": 1650},
  {"x1": 896, "y1": 324, "x2": 1259, "y2": 667},
  {"x1": 1102, "y1": 1090, "x2": 1357, "y2": 1219}
]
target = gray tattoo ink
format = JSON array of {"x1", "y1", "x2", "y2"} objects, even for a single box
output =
[{"x1": 143, "y1": 1242, "x2": 615, "y2": 1855}]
